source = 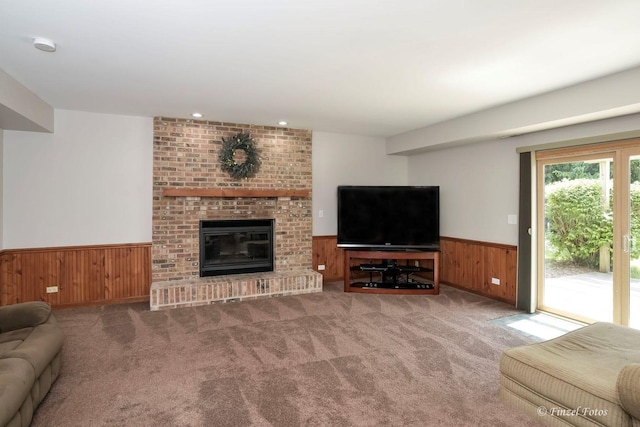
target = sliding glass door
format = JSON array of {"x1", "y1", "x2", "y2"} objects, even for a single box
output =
[
  {"x1": 622, "y1": 151, "x2": 640, "y2": 328},
  {"x1": 537, "y1": 141, "x2": 640, "y2": 328},
  {"x1": 538, "y1": 154, "x2": 614, "y2": 323}
]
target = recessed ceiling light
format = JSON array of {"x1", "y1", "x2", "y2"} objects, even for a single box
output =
[
  {"x1": 278, "y1": 121, "x2": 288, "y2": 126},
  {"x1": 33, "y1": 37, "x2": 56, "y2": 52},
  {"x1": 191, "y1": 113, "x2": 203, "y2": 118}
]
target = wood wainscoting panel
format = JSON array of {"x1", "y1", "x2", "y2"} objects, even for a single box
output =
[
  {"x1": 440, "y1": 239, "x2": 485, "y2": 291},
  {"x1": 0, "y1": 243, "x2": 151, "y2": 307},
  {"x1": 440, "y1": 237, "x2": 517, "y2": 305},
  {"x1": 312, "y1": 236, "x2": 344, "y2": 282}
]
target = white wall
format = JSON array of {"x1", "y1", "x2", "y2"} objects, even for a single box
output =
[
  {"x1": 408, "y1": 138, "x2": 520, "y2": 245},
  {"x1": 3, "y1": 121, "x2": 405, "y2": 247},
  {"x1": 3, "y1": 109, "x2": 153, "y2": 249},
  {"x1": 0, "y1": 129, "x2": 3, "y2": 250},
  {"x1": 312, "y1": 131, "x2": 408, "y2": 236},
  {"x1": 407, "y1": 113, "x2": 640, "y2": 246},
  {"x1": 11, "y1": 110, "x2": 633, "y2": 249}
]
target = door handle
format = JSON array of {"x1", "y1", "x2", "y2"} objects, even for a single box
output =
[{"x1": 623, "y1": 234, "x2": 630, "y2": 253}]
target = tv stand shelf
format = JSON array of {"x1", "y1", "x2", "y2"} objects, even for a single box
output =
[{"x1": 344, "y1": 250, "x2": 439, "y2": 295}]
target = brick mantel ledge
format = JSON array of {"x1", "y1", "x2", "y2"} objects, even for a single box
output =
[{"x1": 162, "y1": 187, "x2": 310, "y2": 198}]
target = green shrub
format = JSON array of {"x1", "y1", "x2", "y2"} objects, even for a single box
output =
[
  {"x1": 546, "y1": 179, "x2": 640, "y2": 267},
  {"x1": 545, "y1": 179, "x2": 612, "y2": 267},
  {"x1": 629, "y1": 182, "x2": 640, "y2": 260}
]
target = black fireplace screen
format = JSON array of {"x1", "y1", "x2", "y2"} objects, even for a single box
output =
[{"x1": 199, "y1": 219, "x2": 274, "y2": 277}]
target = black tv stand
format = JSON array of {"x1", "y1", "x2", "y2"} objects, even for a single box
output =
[{"x1": 344, "y1": 250, "x2": 439, "y2": 295}]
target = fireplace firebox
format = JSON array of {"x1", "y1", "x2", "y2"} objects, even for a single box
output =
[{"x1": 199, "y1": 219, "x2": 274, "y2": 277}]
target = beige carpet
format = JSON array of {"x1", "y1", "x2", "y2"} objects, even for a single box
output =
[{"x1": 33, "y1": 282, "x2": 544, "y2": 426}]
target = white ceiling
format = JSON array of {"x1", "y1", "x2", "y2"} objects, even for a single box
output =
[{"x1": 1, "y1": 0, "x2": 640, "y2": 137}]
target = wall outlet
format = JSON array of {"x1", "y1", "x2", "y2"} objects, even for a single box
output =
[
  {"x1": 491, "y1": 278, "x2": 500, "y2": 286},
  {"x1": 318, "y1": 264, "x2": 326, "y2": 271},
  {"x1": 318, "y1": 210, "x2": 324, "y2": 218},
  {"x1": 46, "y1": 286, "x2": 59, "y2": 293}
]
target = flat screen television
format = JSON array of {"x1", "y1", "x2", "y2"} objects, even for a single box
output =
[{"x1": 337, "y1": 186, "x2": 440, "y2": 250}]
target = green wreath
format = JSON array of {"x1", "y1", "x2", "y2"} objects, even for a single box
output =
[{"x1": 219, "y1": 133, "x2": 262, "y2": 180}]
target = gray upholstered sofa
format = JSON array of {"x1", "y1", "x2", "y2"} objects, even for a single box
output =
[
  {"x1": 500, "y1": 322, "x2": 640, "y2": 426},
  {"x1": 0, "y1": 302, "x2": 64, "y2": 427}
]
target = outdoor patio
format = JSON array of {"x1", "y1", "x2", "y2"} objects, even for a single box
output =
[{"x1": 545, "y1": 272, "x2": 640, "y2": 329}]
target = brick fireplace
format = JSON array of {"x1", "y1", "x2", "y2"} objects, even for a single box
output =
[{"x1": 150, "y1": 117, "x2": 322, "y2": 310}]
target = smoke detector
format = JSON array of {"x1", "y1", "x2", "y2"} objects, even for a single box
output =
[{"x1": 33, "y1": 38, "x2": 56, "y2": 52}]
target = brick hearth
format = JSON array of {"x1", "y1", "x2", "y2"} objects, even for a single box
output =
[
  {"x1": 151, "y1": 117, "x2": 322, "y2": 308},
  {"x1": 150, "y1": 270, "x2": 322, "y2": 311}
]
